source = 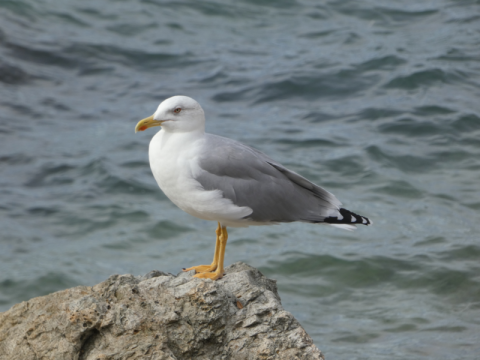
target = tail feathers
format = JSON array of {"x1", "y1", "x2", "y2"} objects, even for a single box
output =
[
  {"x1": 324, "y1": 208, "x2": 372, "y2": 231},
  {"x1": 329, "y1": 223, "x2": 357, "y2": 231}
]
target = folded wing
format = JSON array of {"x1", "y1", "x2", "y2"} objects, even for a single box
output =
[{"x1": 194, "y1": 134, "x2": 343, "y2": 224}]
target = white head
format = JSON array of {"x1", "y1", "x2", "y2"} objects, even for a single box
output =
[{"x1": 135, "y1": 96, "x2": 205, "y2": 134}]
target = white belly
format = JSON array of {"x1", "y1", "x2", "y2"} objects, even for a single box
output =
[{"x1": 148, "y1": 130, "x2": 252, "y2": 226}]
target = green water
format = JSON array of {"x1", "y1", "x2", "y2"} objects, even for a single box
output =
[{"x1": 1, "y1": 1, "x2": 480, "y2": 359}]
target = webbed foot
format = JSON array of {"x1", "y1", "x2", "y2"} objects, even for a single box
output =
[{"x1": 183, "y1": 264, "x2": 217, "y2": 273}]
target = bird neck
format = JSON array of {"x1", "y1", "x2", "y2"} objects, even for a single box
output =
[
  {"x1": 162, "y1": 123, "x2": 205, "y2": 135},
  {"x1": 157, "y1": 128, "x2": 205, "y2": 148}
]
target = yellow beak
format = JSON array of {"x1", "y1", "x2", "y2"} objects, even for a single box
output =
[{"x1": 135, "y1": 115, "x2": 164, "y2": 133}]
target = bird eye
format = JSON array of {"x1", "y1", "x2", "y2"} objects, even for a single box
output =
[{"x1": 173, "y1": 108, "x2": 182, "y2": 113}]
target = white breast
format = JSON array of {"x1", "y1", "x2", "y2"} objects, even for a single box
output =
[{"x1": 148, "y1": 130, "x2": 252, "y2": 226}]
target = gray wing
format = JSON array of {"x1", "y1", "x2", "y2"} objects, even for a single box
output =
[{"x1": 195, "y1": 134, "x2": 342, "y2": 223}]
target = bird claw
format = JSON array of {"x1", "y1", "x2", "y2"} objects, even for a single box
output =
[
  {"x1": 183, "y1": 264, "x2": 217, "y2": 273},
  {"x1": 194, "y1": 271, "x2": 223, "y2": 280}
]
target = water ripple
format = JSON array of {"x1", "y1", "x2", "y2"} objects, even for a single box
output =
[{"x1": 1, "y1": 0, "x2": 480, "y2": 358}]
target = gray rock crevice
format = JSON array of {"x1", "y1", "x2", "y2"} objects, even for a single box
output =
[{"x1": 0, "y1": 262, "x2": 324, "y2": 360}]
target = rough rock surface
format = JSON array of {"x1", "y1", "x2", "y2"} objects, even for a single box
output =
[{"x1": 0, "y1": 262, "x2": 323, "y2": 360}]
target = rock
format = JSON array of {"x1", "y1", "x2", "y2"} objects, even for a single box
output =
[{"x1": 0, "y1": 262, "x2": 324, "y2": 360}]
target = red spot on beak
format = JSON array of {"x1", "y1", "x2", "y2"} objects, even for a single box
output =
[{"x1": 139, "y1": 126, "x2": 148, "y2": 131}]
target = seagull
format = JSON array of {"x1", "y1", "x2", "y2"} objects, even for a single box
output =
[{"x1": 135, "y1": 96, "x2": 371, "y2": 280}]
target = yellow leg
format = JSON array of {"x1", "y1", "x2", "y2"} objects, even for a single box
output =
[
  {"x1": 194, "y1": 226, "x2": 228, "y2": 280},
  {"x1": 183, "y1": 222, "x2": 221, "y2": 273}
]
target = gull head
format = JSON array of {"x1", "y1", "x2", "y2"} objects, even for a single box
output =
[{"x1": 135, "y1": 96, "x2": 205, "y2": 134}]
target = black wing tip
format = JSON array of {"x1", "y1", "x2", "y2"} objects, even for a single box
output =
[{"x1": 324, "y1": 208, "x2": 372, "y2": 226}]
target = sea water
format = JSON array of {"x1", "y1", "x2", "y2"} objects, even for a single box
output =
[{"x1": 1, "y1": 1, "x2": 479, "y2": 359}]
